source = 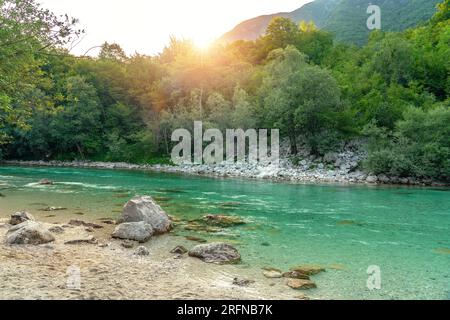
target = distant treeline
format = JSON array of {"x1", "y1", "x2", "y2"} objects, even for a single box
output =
[{"x1": 0, "y1": 0, "x2": 449, "y2": 180}]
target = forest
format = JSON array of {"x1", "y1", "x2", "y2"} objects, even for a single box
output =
[{"x1": 0, "y1": 0, "x2": 449, "y2": 181}]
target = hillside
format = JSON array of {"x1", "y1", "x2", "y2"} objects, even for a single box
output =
[{"x1": 220, "y1": 0, "x2": 441, "y2": 45}]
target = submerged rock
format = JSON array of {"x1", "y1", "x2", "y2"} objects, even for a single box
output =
[
  {"x1": 112, "y1": 221, "x2": 154, "y2": 243},
  {"x1": 10, "y1": 211, "x2": 35, "y2": 226},
  {"x1": 118, "y1": 196, "x2": 172, "y2": 234},
  {"x1": 6, "y1": 221, "x2": 55, "y2": 245},
  {"x1": 282, "y1": 271, "x2": 310, "y2": 280},
  {"x1": 290, "y1": 265, "x2": 326, "y2": 276},
  {"x1": 203, "y1": 214, "x2": 245, "y2": 227},
  {"x1": 188, "y1": 242, "x2": 241, "y2": 264},
  {"x1": 287, "y1": 279, "x2": 317, "y2": 290},
  {"x1": 185, "y1": 236, "x2": 207, "y2": 243}
]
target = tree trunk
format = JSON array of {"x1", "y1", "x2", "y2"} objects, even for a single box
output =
[{"x1": 289, "y1": 134, "x2": 298, "y2": 155}]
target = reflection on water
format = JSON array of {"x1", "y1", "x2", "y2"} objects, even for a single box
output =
[{"x1": 0, "y1": 165, "x2": 449, "y2": 300}]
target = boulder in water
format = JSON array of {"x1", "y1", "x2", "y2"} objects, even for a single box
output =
[
  {"x1": 112, "y1": 221, "x2": 154, "y2": 243},
  {"x1": 188, "y1": 242, "x2": 241, "y2": 264},
  {"x1": 10, "y1": 211, "x2": 35, "y2": 225},
  {"x1": 118, "y1": 196, "x2": 172, "y2": 234},
  {"x1": 6, "y1": 221, "x2": 55, "y2": 245}
]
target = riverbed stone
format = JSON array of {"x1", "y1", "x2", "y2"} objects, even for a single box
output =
[
  {"x1": 10, "y1": 211, "x2": 35, "y2": 225},
  {"x1": 6, "y1": 221, "x2": 55, "y2": 245},
  {"x1": 170, "y1": 246, "x2": 188, "y2": 255},
  {"x1": 282, "y1": 271, "x2": 311, "y2": 280},
  {"x1": 135, "y1": 246, "x2": 150, "y2": 256},
  {"x1": 112, "y1": 221, "x2": 154, "y2": 243},
  {"x1": 118, "y1": 196, "x2": 172, "y2": 234},
  {"x1": 287, "y1": 279, "x2": 317, "y2": 290},
  {"x1": 188, "y1": 242, "x2": 241, "y2": 264},
  {"x1": 290, "y1": 265, "x2": 326, "y2": 276},
  {"x1": 203, "y1": 214, "x2": 245, "y2": 227}
]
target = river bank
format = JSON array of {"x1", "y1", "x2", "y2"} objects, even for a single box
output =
[
  {"x1": 3, "y1": 160, "x2": 449, "y2": 187},
  {"x1": 0, "y1": 216, "x2": 300, "y2": 300}
]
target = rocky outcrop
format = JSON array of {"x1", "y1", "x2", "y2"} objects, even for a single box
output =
[
  {"x1": 112, "y1": 222, "x2": 154, "y2": 243},
  {"x1": 118, "y1": 196, "x2": 172, "y2": 234},
  {"x1": 188, "y1": 242, "x2": 241, "y2": 264},
  {"x1": 6, "y1": 221, "x2": 55, "y2": 245},
  {"x1": 10, "y1": 211, "x2": 35, "y2": 226}
]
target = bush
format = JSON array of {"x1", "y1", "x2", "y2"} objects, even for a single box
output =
[{"x1": 365, "y1": 106, "x2": 450, "y2": 181}]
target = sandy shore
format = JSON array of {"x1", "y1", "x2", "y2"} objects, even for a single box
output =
[{"x1": 0, "y1": 218, "x2": 300, "y2": 300}]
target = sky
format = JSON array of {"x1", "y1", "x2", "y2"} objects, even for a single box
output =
[{"x1": 38, "y1": 0, "x2": 311, "y2": 56}]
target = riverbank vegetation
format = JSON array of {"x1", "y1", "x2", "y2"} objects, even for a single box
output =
[{"x1": 0, "y1": 0, "x2": 449, "y2": 181}]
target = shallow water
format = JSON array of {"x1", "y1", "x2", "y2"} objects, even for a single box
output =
[{"x1": 1, "y1": 165, "x2": 449, "y2": 300}]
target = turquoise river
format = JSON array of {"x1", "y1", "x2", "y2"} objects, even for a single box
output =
[{"x1": 0, "y1": 165, "x2": 449, "y2": 300}]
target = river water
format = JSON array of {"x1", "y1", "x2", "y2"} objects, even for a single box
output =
[{"x1": 0, "y1": 165, "x2": 449, "y2": 300}]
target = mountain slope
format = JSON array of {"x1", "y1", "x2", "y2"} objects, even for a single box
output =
[{"x1": 220, "y1": 0, "x2": 441, "y2": 45}]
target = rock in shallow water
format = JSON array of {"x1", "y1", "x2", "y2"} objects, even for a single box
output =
[
  {"x1": 112, "y1": 221, "x2": 154, "y2": 243},
  {"x1": 188, "y1": 242, "x2": 241, "y2": 264},
  {"x1": 290, "y1": 265, "x2": 326, "y2": 276},
  {"x1": 118, "y1": 196, "x2": 172, "y2": 234},
  {"x1": 6, "y1": 221, "x2": 55, "y2": 245},
  {"x1": 10, "y1": 211, "x2": 35, "y2": 225},
  {"x1": 287, "y1": 279, "x2": 317, "y2": 290}
]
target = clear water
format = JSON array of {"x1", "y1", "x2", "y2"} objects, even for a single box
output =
[{"x1": 1, "y1": 166, "x2": 449, "y2": 300}]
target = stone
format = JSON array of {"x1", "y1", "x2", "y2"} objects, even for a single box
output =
[
  {"x1": 48, "y1": 226, "x2": 65, "y2": 234},
  {"x1": 65, "y1": 236, "x2": 98, "y2": 245},
  {"x1": 366, "y1": 175, "x2": 378, "y2": 183},
  {"x1": 282, "y1": 271, "x2": 310, "y2": 280},
  {"x1": 202, "y1": 214, "x2": 245, "y2": 227},
  {"x1": 323, "y1": 152, "x2": 339, "y2": 164},
  {"x1": 287, "y1": 279, "x2": 317, "y2": 290},
  {"x1": 188, "y1": 242, "x2": 241, "y2": 264},
  {"x1": 233, "y1": 278, "x2": 255, "y2": 287},
  {"x1": 39, "y1": 179, "x2": 53, "y2": 185},
  {"x1": 112, "y1": 221, "x2": 154, "y2": 243},
  {"x1": 185, "y1": 236, "x2": 207, "y2": 243},
  {"x1": 170, "y1": 246, "x2": 188, "y2": 255},
  {"x1": 135, "y1": 246, "x2": 150, "y2": 256},
  {"x1": 290, "y1": 265, "x2": 326, "y2": 276},
  {"x1": 6, "y1": 221, "x2": 55, "y2": 245},
  {"x1": 69, "y1": 219, "x2": 103, "y2": 229},
  {"x1": 118, "y1": 196, "x2": 172, "y2": 234},
  {"x1": 121, "y1": 240, "x2": 136, "y2": 248},
  {"x1": 263, "y1": 270, "x2": 283, "y2": 279},
  {"x1": 40, "y1": 207, "x2": 67, "y2": 212},
  {"x1": 10, "y1": 211, "x2": 35, "y2": 225}
]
